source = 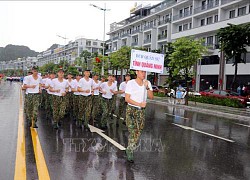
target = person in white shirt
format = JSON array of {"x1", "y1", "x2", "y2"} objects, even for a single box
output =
[
  {"x1": 91, "y1": 72, "x2": 101, "y2": 125},
  {"x1": 124, "y1": 70, "x2": 153, "y2": 163},
  {"x1": 49, "y1": 68, "x2": 69, "y2": 129},
  {"x1": 116, "y1": 73, "x2": 131, "y2": 126},
  {"x1": 71, "y1": 72, "x2": 82, "y2": 122},
  {"x1": 23, "y1": 66, "x2": 42, "y2": 128},
  {"x1": 65, "y1": 72, "x2": 74, "y2": 118},
  {"x1": 77, "y1": 69, "x2": 93, "y2": 130},
  {"x1": 111, "y1": 75, "x2": 118, "y2": 115},
  {"x1": 99, "y1": 74, "x2": 118, "y2": 129},
  {"x1": 44, "y1": 71, "x2": 56, "y2": 120},
  {"x1": 22, "y1": 71, "x2": 33, "y2": 118}
]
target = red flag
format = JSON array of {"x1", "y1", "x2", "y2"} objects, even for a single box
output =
[{"x1": 95, "y1": 57, "x2": 101, "y2": 63}]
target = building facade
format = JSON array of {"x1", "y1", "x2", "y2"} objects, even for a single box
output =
[
  {"x1": 37, "y1": 37, "x2": 104, "y2": 67},
  {"x1": 0, "y1": 57, "x2": 37, "y2": 72},
  {"x1": 106, "y1": 0, "x2": 250, "y2": 90}
]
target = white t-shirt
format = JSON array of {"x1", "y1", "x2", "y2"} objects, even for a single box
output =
[
  {"x1": 23, "y1": 75, "x2": 42, "y2": 94},
  {"x1": 41, "y1": 78, "x2": 47, "y2": 90},
  {"x1": 125, "y1": 79, "x2": 153, "y2": 108},
  {"x1": 51, "y1": 78, "x2": 69, "y2": 97},
  {"x1": 100, "y1": 82, "x2": 118, "y2": 99},
  {"x1": 22, "y1": 76, "x2": 29, "y2": 94},
  {"x1": 78, "y1": 77, "x2": 93, "y2": 96},
  {"x1": 46, "y1": 78, "x2": 54, "y2": 95},
  {"x1": 71, "y1": 79, "x2": 81, "y2": 96},
  {"x1": 119, "y1": 81, "x2": 127, "y2": 97},
  {"x1": 92, "y1": 80, "x2": 101, "y2": 95},
  {"x1": 67, "y1": 79, "x2": 74, "y2": 92}
]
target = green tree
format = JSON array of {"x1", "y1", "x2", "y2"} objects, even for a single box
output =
[
  {"x1": 169, "y1": 37, "x2": 207, "y2": 105},
  {"x1": 217, "y1": 23, "x2": 250, "y2": 90}
]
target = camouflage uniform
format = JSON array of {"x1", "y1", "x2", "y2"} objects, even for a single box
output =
[
  {"x1": 78, "y1": 96, "x2": 86, "y2": 124},
  {"x1": 40, "y1": 89, "x2": 47, "y2": 109},
  {"x1": 91, "y1": 95, "x2": 100, "y2": 122},
  {"x1": 100, "y1": 97, "x2": 112, "y2": 127},
  {"x1": 83, "y1": 96, "x2": 92, "y2": 126},
  {"x1": 65, "y1": 92, "x2": 74, "y2": 116},
  {"x1": 111, "y1": 94, "x2": 117, "y2": 114},
  {"x1": 45, "y1": 94, "x2": 53, "y2": 119},
  {"x1": 52, "y1": 95, "x2": 67, "y2": 123},
  {"x1": 117, "y1": 97, "x2": 127, "y2": 122},
  {"x1": 126, "y1": 105, "x2": 145, "y2": 151},
  {"x1": 26, "y1": 93, "x2": 41, "y2": 124},
  {"x1": 73, "y1": 94, "x2": 80, "y2": 121}
]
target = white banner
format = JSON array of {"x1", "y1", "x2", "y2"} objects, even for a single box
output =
[{"x1": 130, "y1": 49, "x2": 164, "y2": 74}]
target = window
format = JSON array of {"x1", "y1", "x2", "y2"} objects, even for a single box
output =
[
  {"x1": 178, "y1": 25, "x2": 182, "y2": 32},
  {"x1": 183, "y1": 24, "x2": 188, "y2": 30},
  {"x1": 207, "y1": 0, "x2": 213, "y2": 8},
  {"x1": 179, "y1": 9, "x2": 183, "y2": 17},
  {"x1": 189, "y1": 23, "x2": 192, "y2": 29},
  {"x1": 190, "y1": 5, "x2": 193, "y2": 14},
  {"x1": 207, "y1": 16, "x2": 213, "y2": 25},
  {"x1": 215, "y1": 0, "x2": 219, "y2": 5},
  {"x1": 93, "y1": 42, "x2": 97, "y2": 46},
  {"x1": 214, "y1": 15, "x2": 218, "y2": 22},
  {"x1": 184, "y1": 7, "x2": 189, "y2": 16},
  {"x1": 86, "y1": 41, "x2": 91, "y2": 46},
  {"x1": 202, "y1": 1, "x2": 206, "y2": 10},
  {"x1": 229, "y1": 10, "x2": 235, "y2": 19},
  {"x1": 201, "y1": 19, "x2": 205, "y2": 26},
  {"x1": 215, "y1": 35, "x2": 219, "y2": 48},
  {"x1": 238, "y1": 6, "x2": 246, "y2": 16},
  {"x1": 207, "y1": 36, "x2": 213, "y2": 45}
]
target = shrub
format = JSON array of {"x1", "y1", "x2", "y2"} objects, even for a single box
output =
[
  {"x1": 189, "y1": 96, "x2": 244, "y2": 108},
  {"x1": 154, "y1": 92, "x2": 166, "y2": 97}
]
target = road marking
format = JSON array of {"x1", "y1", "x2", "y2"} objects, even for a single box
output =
[
  {"x1": 30, "y1": 128, "x2": 50, "y2": 179},
  {"x1": 172, "y1": 123, "x2": 234, "y2": 143},
  {"x1": 165, "y1": 113, "x2": 189, "y2": 120},
  {"x1": 89, "y1": 125, "x2": 126, "y2": 150},
  {"x1": 14, "y1": 89, "x2": 26, "y2": 180},
  {"x1": 234, "y1": 123, "x2": 250, "y2": 128}
]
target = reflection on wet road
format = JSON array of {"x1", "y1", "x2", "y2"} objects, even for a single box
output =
[{"x1": 1, "y1": 81, "x2": 250, "y2": 180}]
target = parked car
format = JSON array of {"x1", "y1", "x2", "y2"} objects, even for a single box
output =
[{"x1": 199, "y1": 89, "x2": 249, "y2": 106}]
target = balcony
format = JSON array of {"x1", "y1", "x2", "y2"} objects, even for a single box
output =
[
  {"x1": 203, "y1": 43, "x2": 219, "y2": 50},
  {"x1": 173, "y1": 10, "x2": 192, "y2": 21},
  {"x1": 144, "y1": 39, "x2": 151, "y2": 44},
  {"x1": 106, "y1": 49, "x2": 111, "y2": 53},
  {"x1": 112, "y1": 36, "x2": 119, "y2": 41},
  {"x1": 158, "y1": 34, "x2": 167, "y2": 40},
  {"x1": 131, "y1": 42, "x2": 138, "y2": 46},
  {"x1": 121, "y1": 33, "x2": 129, "y2": 38},
  {"x1": 194, "y1": 2, "x2": 219, "y2": 14},
  {"x1": 131, "y1": 29, "x2": 141, "y2": 34},
  {"x1": 221, "y1": 0, "x2": 232, "y2": 5},
  {"x1": 143, "y1": 24, "x2": 154, "y2": 31},
  {"x1": 158, "y1": 18, "x2": 171, "y2": 26}
]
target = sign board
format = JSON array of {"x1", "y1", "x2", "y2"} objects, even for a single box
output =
[{"x1": 130, "y1": 49, "x2": 164, "y2": 74}]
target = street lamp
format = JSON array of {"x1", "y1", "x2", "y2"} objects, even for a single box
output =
[{"x1": 90, "y1": 3, "x2": 110, "y2": 75}]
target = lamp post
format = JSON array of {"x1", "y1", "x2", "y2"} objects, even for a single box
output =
[{"x1": 90, "y1": 3, "x2": 110, "y2": 75}]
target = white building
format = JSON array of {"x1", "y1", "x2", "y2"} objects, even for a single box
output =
[
  {"x1": 106, "y1": 0, "x2": 250, "y2": 90},
  {"x1": 0, "y1": 57, "x2": 37, "y2": 72},
  {"x1": 37, "y1": 37, "x2": 104, "y2": 67}
]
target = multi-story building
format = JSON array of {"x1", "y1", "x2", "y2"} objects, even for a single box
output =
[
  {"x1": 37, "y1": 37, "x2": 104, "y2": 66},
  {"x1": 0, "y1": 57, "x2": 37, "y2": 72},
  {"x1": 106, "y1": 0, "x2": 250, "y2": 90}
]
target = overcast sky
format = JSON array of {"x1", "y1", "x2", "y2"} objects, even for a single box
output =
[{"x1": 0, "y1": 1, "x2": 161, "y2": 52}]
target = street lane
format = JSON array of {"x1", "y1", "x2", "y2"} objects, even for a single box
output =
[
  {"x1": 0, "y1": 82, "x2": 19, "y2": 180},
  {"x1": 1, "y1": 82, "x2": 250, "y2": 179}
]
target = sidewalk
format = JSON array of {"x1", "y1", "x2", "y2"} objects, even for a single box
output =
[{"x1": 150, "y1": 96, "x2": 250, "y2": 122}]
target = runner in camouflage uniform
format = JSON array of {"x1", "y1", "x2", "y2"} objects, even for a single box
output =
[
  {"x1": 23, "y1": 66, "x2": 42, "y2": 128},
  {"x1": 65, "y1": 72, "x2": 74, "y2": 119},
  {"x1": 91, "y1": 72, "x2": 101, "y2": 125},
  {"x1": 49, "y1": 68, "x2": 69, "y2": 129},
  {"x1": 125, "y1": 70, "x2": 153, "y2": 163},
  {"x1": 71, "y1": 72, "x2": 82, "y2": 122}
]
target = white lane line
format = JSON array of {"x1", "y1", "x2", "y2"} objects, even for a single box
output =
[
  {"x1": 234, "y1": 123, "x2": 250, "y2": 128},
  {"x1": 172, "y1": 123, "x2": 234, "y2": 143},
  {"x1": 88, "y1": 125, "x2": 126, "y2": 151},
  {"x1": 165, "y1": 113, "x2": 189, "y2": 120}
]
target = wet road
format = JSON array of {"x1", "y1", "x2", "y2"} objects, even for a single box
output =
[{"x1": 1, "y1": 81, "x2": 250, "y2": 180}]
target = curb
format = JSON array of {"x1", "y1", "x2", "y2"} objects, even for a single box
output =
[{"x1": 148, "y1": 98, "x2": 250, "y2": 123}]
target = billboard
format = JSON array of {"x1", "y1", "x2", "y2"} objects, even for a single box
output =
[{"x1": 130, "y1": 49, "x2": 164, "y2": 74}]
